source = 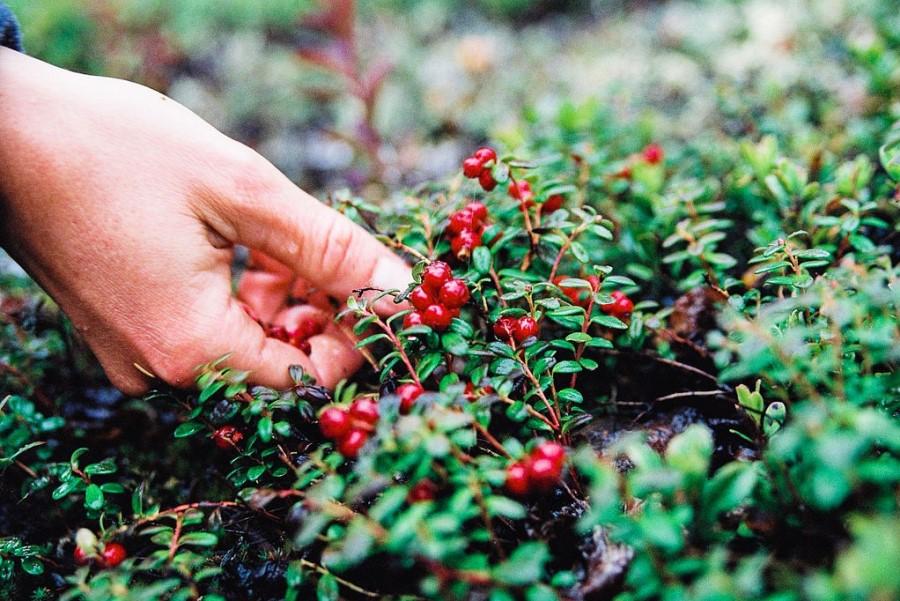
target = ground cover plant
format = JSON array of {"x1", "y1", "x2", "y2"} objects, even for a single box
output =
[{"x1": 2, "y1": 1, "x2": 899, "y2": 600}]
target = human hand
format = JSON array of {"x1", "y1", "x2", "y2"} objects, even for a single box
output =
[{"x1": 0, "y1": 48, "x2": 410, "y2": 394}]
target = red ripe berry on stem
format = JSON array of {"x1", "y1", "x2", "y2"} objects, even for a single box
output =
[
  {"x1": 543, "y1": 194, "x2": 564, "y2": 213},
  {"x1": 505, "y1": 462, "x2": 530, "y2": 496},
  {"x1": 423, "y1": 304, "x2": 453, "y2": 330},
  {"x1": 403, "y1": 311, "x2": 424, "y2": 329},
  {"x1": 409, "y1": 286, "x2": 435, "y2": 311},
  {"x1": 396, "y1": 383, "x2": 424, "y2": 414},
  {"x1": 73, "y1": 546, "x2": 90, "y2": 566},
  {"x1": 349, "y1": 398, "x2": 380, "y2": 425},
  {"x1": 422, "y1": 261, "x2": 453, "y2": 293},
  {"x1": 212, "y1": 425, "x2": 243, "y2": 450},
  {"x1": 513, "y1": 316, "x2": 539, "y2": 343},
  {"x1": 601, "y1": 290, "x2": 634, "y2": 318},
  {"x1": 408, "y1": 479, "x2": 438, "y2": 502},
  {"x1": 448, "y1": 209, "x2": 477, "y2": 235},
  {"x1": 492, "y1": 317, "x2": 517, "y2": 341},
  {"x1": 642, "y1": 143, "x2": 664, "y2": 164},
  {"x1": 451, "y1": 229, "x2": 482, "y2": 258},
  {"x1": 467, "y1": 201, "x2": 488, "y2": 222},
  {"x1": 508, "y1": 180, "x2": 534, "y2": 207},
  {"x1": 337, "y1": 429, "x2": 368, "y2": 458},
  {"x1": 462, "y1": 157, "x2": 483, "y2": 178},
  {"x1": 438, "y1": 279, "x2": 470, "y2": 309},
  {"x1": 319, "y1": 407, "x2": 350, "y2": 439},
  {"x1": 473, "y1": 147, "x2": 497, "y2": 164},
  {"x1": 267, "y1": 324, "x2": 290, "y2": 342},
  {"x1": 533, "y1": 442, "x2": 565, "y2": 467},
  {"x1": 99, "y1": 543, "x2": 127, "y2": 568},
  {"x1": 478, "y1": 169, "x2": 497, "y2": 191},
  {"x1": 528, "y1": 457, "x2": 561, "y2": 492}
]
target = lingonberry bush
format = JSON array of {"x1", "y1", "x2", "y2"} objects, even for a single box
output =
[{"x1": 3, "y1": 6, "x2": 900, "y2": 601}]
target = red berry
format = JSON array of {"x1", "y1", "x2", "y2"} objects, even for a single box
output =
[
  {"x1": 73, "y1": 546, "x2": 90, "y2": 566},
  {"x1": 464, "y1": 381, "x2": 476, "y2": 401},
  {"x1": 642, "y1": 143, "x2": 664, "y2": 164},
  {"x1": 337, "y1": 429, "x2": 368, "y2": 458},
  {"x1": 478, "y1": 169, "x2": 497, "y2": 191},
  {"x1": 451, "y1": 229, "x2": 482, "y2": 258},
  {"x1": 601, "y1": 291, "x2": 634, "y2": 318},
  {"x1": 297, "y1": 318, "x2": 324, "y2": 339},
  {"x1": 212, "y1": 425, "x2": 243, "y2": 450},
  {"x1": 532, "y1": 442, "x2": 565, "y2": 467},
  {"x1": 422, "y1": 261, "x2": 453, "y2": 293},
  {"x1": 409, "y1": 286, "x2": 436, "y2": 311},
  {"x1": 462, "y1": 157, "x2": 483, "y2": 178},
  {"x1": 267, "y1": 324, "x2": 291, "y2": 342},
  {"x1": 408, "y1": 479, "x2": 438, "y2": 502},
  {"x1": 505, "y1": 462, "x2": 530, "y2": 496},
  {"x1": 396, "y1": 383, "x2": 424, "y2": 414},
  {"x1": 319, "y1": 407, "x2": 350, "y2": 439},
  {"x1": 508, "y1": 181, "x2": 534, "y2": 207},
  {"x1": 528, "y1": 457, "x2": 561, "y2": 492},
  {"x1": 297, "y1": 340, "x2": 312, "y2": 354},
  {"x1": 448, "y1": 209, "x2": 477, "y2": 235},
  {"x1": 466, "y1": 202, "x2": 488, "y2": 223},
  {"x1": 543, "y1": 194, "x2": 564, "y2": 213},
  {"x1": 99, "y1": 543, "x2": 126, "y2": 568},
  {"x1": 514, "y1": 316, "x2": 539, "y2": 343},
  {"x1": 492, "y1": 317, "x2": 517, "y2": 341},
  {"x1": 422, "y1": 304, "x2": 453, "y2": 330},
  {"x1": 438, "y1": 278, "x2": 470, "y2": 308},
  {"x1": 403, "y1": 311, "x2": 424, "y2": 329},
  {"x1": 350, "y1": 398, "x2": 380, "y2": 425},
  {"x1": 473, "y1": 147, "x2": 497, "y2": 164}
]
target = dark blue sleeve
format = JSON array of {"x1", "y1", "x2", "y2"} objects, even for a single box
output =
[{"x1": 0, "y1": 2, "x2": 23, "y2": 51}]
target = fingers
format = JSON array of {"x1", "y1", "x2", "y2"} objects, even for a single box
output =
[
  {"x1": 200, "y1": 151, "x2": 411, "y2": 316},
  {"x1": 213, "y1": 298, "x2": 324, "y2": 388},
  {"x1": 273, "y1": 305, "x2": 364, "y2": 386}
]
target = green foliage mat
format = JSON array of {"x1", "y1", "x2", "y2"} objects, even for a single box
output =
[{"x1": 2, "y1": 1, "x2": 900, "y2": 600}]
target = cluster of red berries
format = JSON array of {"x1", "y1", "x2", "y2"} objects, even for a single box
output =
[
  {"x1": 404, "y1": 261, "x2": 469, "y2": 331},
  {"x1": 505, "y1": 442, "x2": 566, "y2": 496},
  {"x1": 600, "y1": 290, "x2": 634, "y2": 319},
  {"x1": 266, "y1": 319, "x2": 323, "y2": 355},
  {"x1": 73, "y1": 542, "x2": 127, "y2": 569},
  {"x1": 447, "y1": 201, "x2": 489, "y2": 259},
  {"x1": 462, "y1": 146, "x2": 498, "y2": 191},
  {"x1": 318, "y1": 398, "x2": 380, "y2": 458},
  {"x1": 493, "y1": 315, "x2": 540, "y2": 345},
  {"x1": 212, "y1": 425, "x2": 244, "y2": 449}
]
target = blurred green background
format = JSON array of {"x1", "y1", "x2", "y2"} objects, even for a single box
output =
[{"x1": 7, "y1": 0, "x2": 898, "y2": 195}]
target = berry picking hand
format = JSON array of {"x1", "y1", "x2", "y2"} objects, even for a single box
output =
[{"x1": 0, "y1": 48, "x2": 410, "y2": 393}]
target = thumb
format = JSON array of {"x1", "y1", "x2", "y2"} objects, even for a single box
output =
[{"x1": 202, "y1": 153, "x2": 411, "y2": 314}]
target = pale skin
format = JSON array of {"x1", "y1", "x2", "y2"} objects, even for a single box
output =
[{"x1": 0, "y1": 47, "x2": 410, "y2": 394}]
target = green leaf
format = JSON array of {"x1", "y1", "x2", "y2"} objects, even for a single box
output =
[
  {"x1": 179, "y1": 532, "x2": 219, "y2": 547},
  {"x1": 247, "y1": 465, "x2": 266, "y2": 481},
  {"x1": 20, "y1": 557, "x2": 43, "y2": 576},
  {"x1": 317, "y1": 572, "x2": 339, "y2": 601},
  {"x1": 84, "y1": 484, "x2": 104, "y2": 511},
  {"x1": 174, "y1": 422, "x2": 204, "y2": 438},
  {"x1": 701, "y1": 462, "x2": 757, "y2": 518},
  {"x1": 486, "y1": 496, "x2": 526, "y2": 519},
  {"x1": 552, "y1": 360, "x2": 582, "y2": 374},
  {"x1": 442, "y1": 332, "x2": 470, "y2": 356},
  {"x1": 258, "y1": 416, "x2": 273, "y2": 443},
  {"x1": 472, "y1": 245, "x2": 493, "y2": 274},
  {"x1": 493, "y1": 542, "x2": 549, "y2": 585},
  {"x1": 591, "y1": 314, "x2": 627, "y2": 329}
]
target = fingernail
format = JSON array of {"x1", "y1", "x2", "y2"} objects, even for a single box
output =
[{"x1": 371, "y1": 256, "x2": 412, "y2": 314}]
